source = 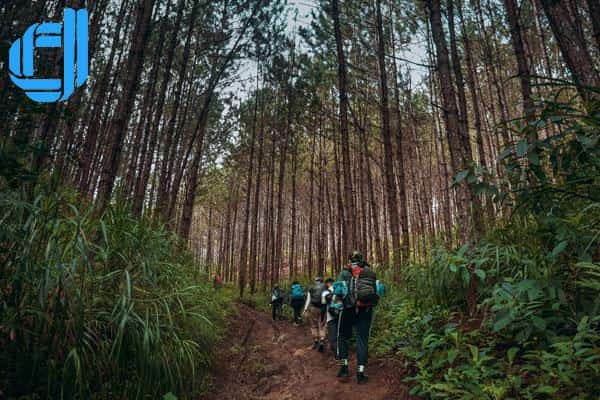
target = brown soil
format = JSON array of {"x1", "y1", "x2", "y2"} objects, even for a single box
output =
[{"x1": 203, "y1": 303, "x2": 413, "y2": 400}]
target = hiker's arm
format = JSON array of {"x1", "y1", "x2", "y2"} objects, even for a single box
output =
[{"x1": 303, "y1": 292, "x2": 310, "y2": 312}]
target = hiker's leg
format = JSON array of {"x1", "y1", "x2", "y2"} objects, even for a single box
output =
[
  {"x1": 355, "y1": 307, "x2": 373, "y2": 366},
  {"x1": 293, "y1": 306, "x2": 299, "y2": 322},
  {"x1": 310, "y1": 307, "x2": 320, "y2": 343},
  {"x1": 318, "y1": 309, "x2": 327, "y2": 342},
  {"x1": 327, "y1": 319, "x2": 337, "y2": 355},
  {"x1": 272, "y1": 303, "x2": 277, "y2": 320},
  {"x1": 336, "y1": 309, "x2": 354, "y2": 361}
]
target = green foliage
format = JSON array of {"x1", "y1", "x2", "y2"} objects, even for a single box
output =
[
  {"x1": 373, "y1": 93, "x2": 600, "y2": 399},
  {"x1": 0, "y1": 184, "x2": 234, "y2": 399}
]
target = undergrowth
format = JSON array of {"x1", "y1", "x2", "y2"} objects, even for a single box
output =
[
  {"x1": 0, "y1": 183, "x2": 234, "y2": 399},
  {"x1": 372, "y1": 90, "x2": 600, "y2": 399}
]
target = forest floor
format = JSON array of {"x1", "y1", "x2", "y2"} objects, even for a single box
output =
[{"x1": 203, "y1": 303, "x2": 412, "y2": 400}]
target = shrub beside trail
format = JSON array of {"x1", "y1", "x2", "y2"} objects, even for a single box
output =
[
  {"x1": 371, "y1": 95, "x2": 600, "y2": 399},
  {"x1": 0, "y1": 184, "x2": 234, "y2": 399}
]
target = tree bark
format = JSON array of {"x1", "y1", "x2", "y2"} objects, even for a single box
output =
[
  {"x1": 540, "y1": 0, "x2": 599, "y2": 98},
  {"x1": 96, "y1": 0, "x2": 156, "y2": 214},
  {"x1": 331, "y1": 0, "x2": 356, "y2": 256}
]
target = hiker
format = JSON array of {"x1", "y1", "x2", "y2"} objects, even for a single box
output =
[
  {"x1": 213, "y1": 274, "x2": 223, "y2": 290},
  {"x1": 289, "y1": 281, "x2": 305, "y2": 324},
  {"x1": 270, "y1": 284, "x2": 284, "y2": 321},
  {"x1": 323, "y1": 278, "x2": 340, "y2": 355},
  {"x1": 303, "y1": 276, "x2": 327, "y2": 352},
  {"x1": 336, "y1": 251, "x2": 379, "y2": 384}
]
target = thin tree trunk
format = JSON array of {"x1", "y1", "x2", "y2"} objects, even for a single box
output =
[
  {"x1": 95, "y1": 0, "x2": 156, "y2": 214},
  {"x1": 331, "y1": 0, "x2": 356, "y2": 255}
]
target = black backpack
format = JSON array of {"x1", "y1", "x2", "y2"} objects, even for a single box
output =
[
  {"x1": 348, "y1": 264, "x2": 379, "y2": 307},
  {"x1": 309, "y1": 281, "x2": 325, "y2": 307}
]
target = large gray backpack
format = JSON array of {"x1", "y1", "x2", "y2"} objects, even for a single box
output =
[
  {"x1": 309, "y1": 281, "x2": 326, "y2": 306},
  {"x1": 349, "y1": 264, "x2": 379, "y2": 307}
]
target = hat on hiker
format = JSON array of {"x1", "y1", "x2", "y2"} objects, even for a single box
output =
[
  {"x1": 314, "y1": 276, "x2": 323, "y2": 282},
  {"x1": 350, "y1": 251, "x2": 363, "y2": 263}
]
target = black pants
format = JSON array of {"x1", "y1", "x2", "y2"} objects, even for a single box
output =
[
  {"x1": 336, "y1": 307, "x2": 373, "y2": 366},
  {"x1": 291, "y1": 299, "x2": 304, "y2": 323},
  {"x1": 272, "y1": 299, "x2": 283, "y2": 320},
  {"x1": 327, "y1": 319, "x2": 338, "y2": 355}
]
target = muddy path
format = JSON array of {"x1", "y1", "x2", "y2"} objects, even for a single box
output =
[{"x1": 203, "y1": 303, "x2": 412, "y2": 400}]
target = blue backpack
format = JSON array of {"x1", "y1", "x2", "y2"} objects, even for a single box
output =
[
  {"x1": 376, "y1": 280, "x2": 385, "y2": 298},
  {"x1": 290, "y1": 284, "x2": 305, "y2": 300},
  {"x1": 328, "y1": 300, "x2": 344, "y2": 318},
  {"x1": 332, "y1": 281, "x2": 349, "y2": 297}
]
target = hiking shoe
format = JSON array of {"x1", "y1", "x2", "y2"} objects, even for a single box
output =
[
  {"x1": 336, "y1": 365, "x2": 349, "y2": 378},
  {"x1": 318, "y1": 342, "x2": 324, "y2": 353},
  {"x1": 357, "y1": 372, "x2": 368, "y2": 384}
]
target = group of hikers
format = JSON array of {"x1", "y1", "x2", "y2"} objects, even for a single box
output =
[{"x1": 269, "y1": 251, "x2": 384, "y2": 384}]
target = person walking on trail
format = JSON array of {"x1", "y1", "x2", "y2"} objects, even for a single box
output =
[
  {"x1": 323, "y1": 278, "x2": 340, "y2": 355},
  {"x1": 336, "y1": 251, "x2": 380, "y2": 384},
  {"x1": 213, "y1": 274, "x2": 223, "y2": 290},
  {"x1": 270, "y1": 284, "x2": 284, "y2": 321},
  {"x1": 289, "y1": 281, "x2": 305, "y2": 325},
  {"x1": 303, "y1": 276, "x2": 327, "y2": 352}
]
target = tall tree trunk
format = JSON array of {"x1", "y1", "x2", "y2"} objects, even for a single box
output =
[
  {"x1": 539, "y1": 0, "x2": 599, "y2": 99},
  {"x1": 388, "y1": 2, "x2": 411, "y2": 266},
  {"x1": 427, "y1": 0, "x2": 473, "y2": 242},
  {"x1": 375, "y1": 0, "x2": 402, "y2": 275},
  {"x1": 79, "y1": 0, "x2": 130, "y2": 195},
  {"x1": 156, "y1": 0, "x2": 200, "y2": 219},
  {"x1": 503, "y1": 0, "x2": 537, "y2": 136},
  {"x1": 586, "y1": 0, "x2": 600, "y2": 52},
  {"x1": 331, "y1": 0, "x2": 356, "y2": 255},
  {"x1": 250, "y1": 77, "x2": 265, "y2": 294},
  {"x1": 95, "y1": 0, "x2": 156, "y2": 214}
]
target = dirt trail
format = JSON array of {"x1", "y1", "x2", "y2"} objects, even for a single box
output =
[{"x1": 203, "y1": 303, "x2": 412, "y2": 400}]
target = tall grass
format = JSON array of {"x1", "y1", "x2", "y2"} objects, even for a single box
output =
[{"x1": 0, "y1": 184, "x2": 233, "y2": 399}]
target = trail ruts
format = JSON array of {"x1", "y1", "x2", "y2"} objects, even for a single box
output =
[{"x1": 204, "y1": 303, "x2": 412, "y2": 400}]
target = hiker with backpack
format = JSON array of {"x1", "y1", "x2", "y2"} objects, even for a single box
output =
[
  {"x1": 335, "y1": 251, "x2": 379, "y2": 384},
  {"x1": 323, "y1": 278, "x2": 341, "y2": 355},
  {"x1": 289, "y1": 281, "x2": 305, "y2": 325},
  {"x1": 270, "y1": 284, "x2": 284, "y2": 321},
  {"x1": 303, "y1": 276, "x2": 327, "y2": 352}
]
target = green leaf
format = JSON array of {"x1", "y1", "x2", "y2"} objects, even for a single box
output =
[
  {"x1": 467, "y1": 344, "x2": 479, "y2": 362},
  {"x1": 507, "y1": 347, "x2": 519, "y2": 364},
  {"x1": 493, "y1": 310, "x2": 513, "y2": 332},
  {"x1": 499, "y1": 146, "x2": 513, "y2": 160},
  {"x1": 527, "y1": 151, "x2": 540, "y2": 165},
  {"x1": 549, "y1": 240, "x2": 568, "y2": 259},
  {"x1": 447, "y1": 348, "x2": 458, "y2": 364},
  {"x1": 576, "y1": 134, "x2": 597, "y2": 148},
  {"x1": 457, "y1": 244, "x2": 469, "y2": 258},
  {"x1": 461, "y1": 267, "x2": 470, "y2": 285},
  {"x1": 536, "y1": 385, "x2": 558, "y2": 395},
  {"x1": 532, "y1": 315, "x2": 547, "y2": 330},
  {"x1": 474, "y1": 269, "x2": 486, "y2": 282},
  {"x1": 454, "y1": 170, "x2": 469, "y2": 184},
  {"x1": 164, "y1": 393, "x2": 178, "y2": 400},
  {"x1": 516, "y1": 139, "x2": 528, "y2": 157}
]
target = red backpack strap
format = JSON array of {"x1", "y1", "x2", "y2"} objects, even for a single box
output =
[{"x1": 351, "y1": 264, "x2": 363, "y2": 277}]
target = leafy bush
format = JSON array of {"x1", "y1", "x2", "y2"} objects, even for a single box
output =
[
  {"x1": 0, "y1": 184, "x2": 233, "y2": 399},
  {"x1": 373, "y1": 92, "x2": 600, "y2": 399}
]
